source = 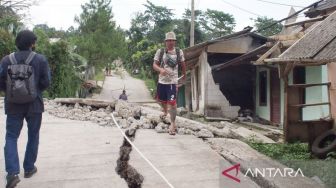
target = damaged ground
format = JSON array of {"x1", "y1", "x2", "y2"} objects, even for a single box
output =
[
  {"x1": 0, "y1": 71, "x2": 327, "y2": 187},
  {"x1": 0, "y1": 99, "x2": 260, "y2": 188},
  {"x1": 42, "y1": 98, "x2": 323, "y2": 188}
]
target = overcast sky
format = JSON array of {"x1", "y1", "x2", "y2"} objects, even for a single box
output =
[{"x1": 27, "y1": 0, "x2": 318, "y2": 31}]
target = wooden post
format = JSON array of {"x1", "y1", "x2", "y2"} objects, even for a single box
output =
[
  {"x1": 283, "y1": 73, "x2": 289, "y2": 142},
  {"x1": 327, "y1": 63, "x2": 336, "y2": 128}
]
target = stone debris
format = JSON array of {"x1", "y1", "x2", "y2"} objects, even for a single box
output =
[
  {"x1": 230, "y1": 127, "x2": 276, "y2": 144},
  {"x1": 46, "y1": 99, "x2": 279, "y2": 142},
  {"x1": 196, "y1": 129, "x2": 214, "y2": 138}
]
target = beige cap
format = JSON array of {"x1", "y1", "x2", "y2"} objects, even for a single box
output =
[{"x1": 165, "y1": 31, "x2": 176, "y2": 41}]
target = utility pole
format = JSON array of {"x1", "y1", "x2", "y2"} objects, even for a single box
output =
[{"x1": 190, "y1": 0, "x2": 195, "y2": 47}]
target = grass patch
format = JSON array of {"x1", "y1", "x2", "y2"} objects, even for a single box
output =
[
  {"x1": 94, "y1": 69, "x2": 105, "y2": 81},
  {"x1": 144, "y1": 78, "x2": 156, "y2": 97},
  {"x1": 247, "y1": 141, "x2": 336, "y2": 187},
  {"x1": 248, "y1": 142, "x2": 311, "y2": 160}
]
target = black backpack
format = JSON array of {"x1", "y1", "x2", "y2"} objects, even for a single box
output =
[
  {"x1": 6, "y1": 52, "x2": 37, "y2": 104},
  {"x1": 159, "y1": 48, "x2": 181, "y2": 68}
]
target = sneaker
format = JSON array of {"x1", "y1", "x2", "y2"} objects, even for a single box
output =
[
  {"x1": 24, "y1": 166, "x2": 37, "y2": 178},
  {"x1": 6, "y1": 174, "x2": 20, "y2": 188}
]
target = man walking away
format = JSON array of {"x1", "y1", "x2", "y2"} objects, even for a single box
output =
[{"x1": 0, "y1": 30, "x2": 51, "y2": 188}]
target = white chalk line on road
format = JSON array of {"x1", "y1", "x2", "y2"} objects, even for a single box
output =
[{"x1": 111, "y1": 113, "x2": 175, "y2": 188}]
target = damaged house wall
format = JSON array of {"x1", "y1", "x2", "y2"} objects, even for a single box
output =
[
  {"x1": 205, "y1": 56, "x2": 241, "y2": 119},
  {"x1": 185, "y1": 30, "x2": 268, "y2": 119},
  {"x1": 208, "y1": 53, "x2": 254, "y2": 117},
  {"x1": 190, "y1": 51, "x2": 240, "y2": 119}
]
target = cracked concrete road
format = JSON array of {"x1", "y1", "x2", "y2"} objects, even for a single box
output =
[
  {"x1": 0, "y1": 112, "x2": 128, "y2": 188},
  {"x1": 0, "y1": 71, "x2": 261, "y2": 188},
  {"x1": 0, "y1": 111, "x2": 262, "y2": 188}
]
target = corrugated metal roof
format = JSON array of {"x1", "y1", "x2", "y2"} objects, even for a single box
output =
[
  {"x1": 279, "y1": 10, "x2": 336, "y2": 62},
  {"x1": 305, "y1": 0, "x2": 336, "y2": 17},
  {"x1": 183, "y1": 28, "x2": 267, "y2": 68}
]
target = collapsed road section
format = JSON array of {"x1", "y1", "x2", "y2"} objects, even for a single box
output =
[{"x1": 115, "y1": 127, "x2": 144, "y2": 188}]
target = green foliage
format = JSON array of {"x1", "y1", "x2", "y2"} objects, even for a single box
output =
[
  {"x1": 34, "y1": 24, "x2": 66, "y2": 38},
  {"x1": 127, "y1": 12, "x2": 149, "y2": 44},
  {"x1": 46, "y1": 41, "x2": 81, "y2": 98},
  {"x1": 174, "y1": 14, "x2": 205, "y2": 47},
  {"x1": 0, "y1": 1, "x2": 29, "y2": 35},
  {"x1": 94, "y1": 69, "x2": 105, "y2": 81},
  {"x1": 34, "y1": 28, "x2": 52, "y2": 56},
  {"x1": 127, "y1": 0, "x2": 175, "y2": 46},
  {"x1": 253, "y1": 16, "x2": 282, "y2": 37},
  {"x1": 283, "y1": 159, "x2": 336, "y2": 188},
  {"x1": 326, "y1": 151, "x2": 336, "y2": 160},
  {"x1": 248, "y1": 141, "x2": 336, "y2": 187},
  {"x1": 75, "y1": 0, "x2": 127, "y2": 72},
  {"x1": 0, "y1": 4, "x2": 22, "y2": 58},
  {"x1": 69, "y1": 52, "x2": 87, "y2": 73},
  {"x1": 128, "y1": 39, "x2": 160, "y2": 79},
  {"x1": 143, "y1": 0, "x2": 174, "y2": 43},
  {"x1": 125, "y1": 2, "x2": 236, "y2": 92},
  {"x1": 248, "y1": 142, "x2": 311, "y2": 160},
  {"x1": 199, "y1": 9, "x2": 235, "y2": 39},
  {"x1": 0, "y1": 29, "x2": 15, "y2": 58},
  {"x1": 144, "y1": 78, "x2": 156, "y2": 97}
]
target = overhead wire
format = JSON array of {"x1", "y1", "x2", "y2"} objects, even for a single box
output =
[
  {"x1": 253, "y1": 0, "x2": 305, "y2": 8},
  {"x1": 219, "y1": 0, "x2": 261, "y2": 17},
  {"x1": 255, "y1": 0, "x2": 323, "y2": 33}
]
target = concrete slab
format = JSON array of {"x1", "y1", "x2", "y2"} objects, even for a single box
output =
[
  {"x1": 0, "y1": 112, "x2": 260, "y2": 188},
  {"x1": 207, "y1": 138, "x2": 324, "y2": 188},
  {"x1": 231, "y1": 127, "x2": 276, "y2": 143},
  {"x1": 0, "y1": 113, "x2": 128, "y2": 188},
  {"x1": 129, "y1": 130, "x2": 260, "y2": 188}
]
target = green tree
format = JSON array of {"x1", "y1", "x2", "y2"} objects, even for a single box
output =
[
  {"x1": 125, "y1": 1, "x2": 175, "y2": 74},
  {"x1": 46, "y1": 41, "x2": 81, "y2": 98},
  {"x1": 34, "y1": 28, "x2": 82, "y2": 98},
  {"x1": 175, "y1": 9, "x2": 205, "y2": 47},
  {"x1": 0, "y1": 29, "x2": 15, "y2": 58},
  {"x1": 34, "y1": 24, "x2": 66, "y2": 38},
  {"x1": 199, "y1": 9, "x2": 235, "y2": 39},
  {"x1": 75, "y1": 0, "x2": 127, "y2": 79},
  {"x1": 0, "y1": 0, "x2": 34, "y2": 34},
  {"x1": 253, "y1": 16, "x2": 282, "y2": 37},
  {"x1": 33, "y1": 27, "x2": 52, "y2": 56},
  {"x1": 127, "y1": 12, "x2": 150, "y2": 45},
  {"x1": 143, "y1": 0, "x2": 174, "y2": 43}
]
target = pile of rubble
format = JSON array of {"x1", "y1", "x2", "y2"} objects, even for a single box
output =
[{"x1": 45, "y1": 99, "x2": 279, "y2": 143}]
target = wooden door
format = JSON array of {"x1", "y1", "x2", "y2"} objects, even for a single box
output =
[{"x1": 271, "y1": 69, "x2": 281, "y2": 124}]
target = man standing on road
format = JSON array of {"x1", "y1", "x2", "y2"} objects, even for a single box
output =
[
  {"x1": 0, "y1": 30, "x2": 51, "y2": 188},
  {"x1": 153, "y1": 31, "x2": 186, "y2": 135}
]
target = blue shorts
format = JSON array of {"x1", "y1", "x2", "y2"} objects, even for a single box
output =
[{"x1": 156, "y1": 83, "x2": 177, "y2": 105}]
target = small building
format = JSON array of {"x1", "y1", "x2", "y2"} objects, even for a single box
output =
[
  {"x1": 259, "y1": 9, "x2": 336, "y2": 143},
  {"x1": 253, "y1": 1, "x2": 336, "y2": 126},
  {"x1": 183, "y1": 28, "x2": 268, "y2": 119}
]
